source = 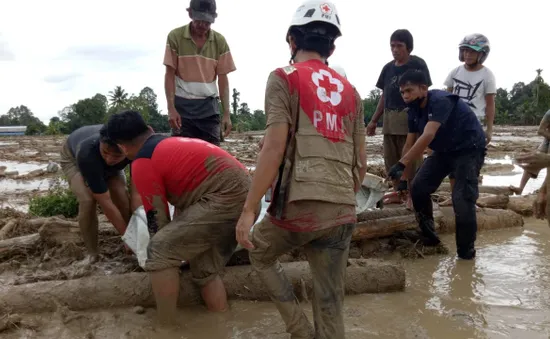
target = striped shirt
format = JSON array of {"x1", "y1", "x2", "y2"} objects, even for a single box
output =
[{"x1": 163, "y1": 24, "x2": 236, "y2": 100}]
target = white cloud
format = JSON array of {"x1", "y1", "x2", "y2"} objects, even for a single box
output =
[{"x1": 0, "y1": 0, "x2": 547, "y2": 123}]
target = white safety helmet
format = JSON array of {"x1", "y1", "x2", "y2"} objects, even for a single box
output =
[
  {"x1": 286, "y1": 0, "x2": 342, "y2": 42},
  {"x1": 331, "y1": 65, "x2": 347, "y2": 78}
]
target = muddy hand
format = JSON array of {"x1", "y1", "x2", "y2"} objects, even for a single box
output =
[
  {"x1": 515, "y1": 153, "x2": 550, "y2": 172},
  {"x1": 366, "y1": 122, "x2": 377, "y2": 137},
  {"x1": 222, "y1": 114, "x2": 232, "y2": 137},
  {"x1": 236, "y1": 210, "x2": 255, "y2": 250},
  {"x1": 168, "y1": 108, "x2": 181, "y2": 130}
]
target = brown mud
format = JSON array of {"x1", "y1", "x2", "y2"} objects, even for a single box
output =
[{"x1": 0, "y1": 125, "x2": 546, "y2": 338}]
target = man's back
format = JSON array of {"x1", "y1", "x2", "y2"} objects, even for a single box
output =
[
  {"x1": 67, "y1": 124, "x2": 102, "y2": 157},
  {"x1": 264, "y1": 59, "x2": 364, "y2": 231},
  {"x1": 132, "y1": 135, "x2": 246, "y2": 206}
]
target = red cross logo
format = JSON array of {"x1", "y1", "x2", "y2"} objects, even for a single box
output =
[
  {"x1": 311, "y1": 69, "x2": 344, "y2": 106},
  {"x1": 318, "y1": 76, "x2": 339, "y2": 95},
  {"x1": 320, "y1": 3, "x2": 332, "y2": 14}
]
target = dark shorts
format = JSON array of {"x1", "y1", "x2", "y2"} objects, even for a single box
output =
[
  {"x1": 171, "y1": 114, "x2": 221, "y2": 146},
  {"x1": 172, "y1": 96, "x2": 221, "y2": 146}
]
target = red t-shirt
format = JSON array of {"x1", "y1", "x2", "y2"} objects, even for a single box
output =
[{"x1": 131, "y1": 135, "x2": 246, "y2": 233}]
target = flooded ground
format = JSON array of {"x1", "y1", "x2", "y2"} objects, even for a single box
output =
[
  {"x1": 1, "y1": 125, "x2": 549, "y2": 338},
  {"x1": 3, "y1": 219, "x2": 548, "y2": 339}
]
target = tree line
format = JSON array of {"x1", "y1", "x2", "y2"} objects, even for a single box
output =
[{"x1": 1, "y1": 69, "x2": 549, "y2": 136}]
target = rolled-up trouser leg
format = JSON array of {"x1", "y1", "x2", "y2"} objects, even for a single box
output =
[
  {"x1": 451, "y1": 150, "x2": 485, "y2": 258},
  {"x1": 249, "y1": 219, "x2": 315, "y2": 339},
  {"x1": 304, "y1": 224, "x2": 355, "y2": 339},
  {"x1": 411, "y1": 154, "x2": 451, "y2": 245}
]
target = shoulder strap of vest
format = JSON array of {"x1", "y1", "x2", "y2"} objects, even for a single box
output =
[{"x1": 270, "y1": 66, "x2": 301, "y2": 219}]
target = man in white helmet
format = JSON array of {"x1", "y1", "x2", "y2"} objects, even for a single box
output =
[
  {"x1": 235, "y1": 1, "x2": 367, "y2": 338},
  {"x1": 443, "y1": 33, "x2": 495, "y2": 195}
]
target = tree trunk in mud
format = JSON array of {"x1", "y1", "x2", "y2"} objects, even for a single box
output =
[
  {"x1": 507, "y1": 195, "x2": 536, "y2": 216},
  {"x1": 353, "y1": 204, "x2": 443, "y2": 241},
  {"x1": 0, "y1": 259, "x2": 405, "y2": 314},
  {"x1": 476, "y1": 194, "x2": 510, "y2": 209},
  {"x1": 0, "y1": 233, "x2": 40, "y2": 260},
  {"x1": 437, "y1": 183, "x2": 514, "y2": 196},
  {"x1": 0, "y1": 219, "x2": 18, "y2": 240},
  {"x1": 437, "y1": 207, "x2": 524, "y2": 233}
]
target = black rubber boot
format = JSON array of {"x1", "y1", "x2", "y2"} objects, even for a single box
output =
[
  {"x1": 415, "y1": 212, "x2": 441, "y2": 246},
  {"x1": 457, "y1": 245, "x2": 476, "y2": 260}
]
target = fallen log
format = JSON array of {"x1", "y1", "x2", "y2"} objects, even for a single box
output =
[
  {"x1": 353, "y1": 204, "x2": 442, "y2": 241},
  {"x1": 438, "y1": 207, "x2": 524, "y2": 233},
  {"x1": 0, "y1": 233, "x2": 41, "y2": 260},
  {"x1": 25, "y1": 217, "x2": 117, "y2": 245},
  {"x1": 480, "y1": 163, "x2": 515, "y2": 175},
  {"x1": 0, "y1": 259, "x2": 405, "y2": 314},
  {"x1": 476, "y1": 194, "x2": 510, "y2": 209},
  {"x1": 507, "y1": 195, "x2": 536, "y2": 216},
  {"x1": 437, "y1": 183, "x2": 514, "y2": 196},
  {"x1": 0, "y1": 219, "x2": 18, "y2": 240}
]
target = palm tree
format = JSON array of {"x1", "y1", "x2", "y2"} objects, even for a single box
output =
[{"x1": 108, "y1": 86, "x2": 128, "y2": 108}]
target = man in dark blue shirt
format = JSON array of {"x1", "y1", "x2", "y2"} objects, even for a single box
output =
[{"x1": 387, "y1": 69, "x2": 486, "y2": 260}]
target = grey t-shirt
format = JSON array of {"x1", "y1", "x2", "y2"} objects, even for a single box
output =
[{"x1": 66, "y1": 125, "x2": 129, "y2": 194}]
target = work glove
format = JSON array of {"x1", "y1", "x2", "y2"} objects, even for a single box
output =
[
  {"x1": 396, "y1": 180, "x2": 408, "y2": 192},
  {"x1": 387, "y1": 161, "x2": 406, "y2": 181}
]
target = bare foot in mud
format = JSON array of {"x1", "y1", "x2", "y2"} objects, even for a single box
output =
[{"x1": 510, "y1": 185, "x2": 523, "y2": 196}]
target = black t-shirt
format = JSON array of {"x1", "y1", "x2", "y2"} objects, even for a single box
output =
[
  {"x1": 67, "y1": 125, "x2": 130, "y2": 194},
  {"x1": 376, "y1": 55, "x2": 433, "y2": 111},
  {"x1": 407, "y1": 90, "x2": 486, "y2": 153}
]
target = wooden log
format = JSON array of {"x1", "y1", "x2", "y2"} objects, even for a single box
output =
[
  {"x1": 437, "y1": 207, "x2": 523, "y2": 234},
  {"x1": 0, "y1": 259, "x2": 405, "y2": 314},
  {"x1": 353, "y1": 204, "x2": 442, "y2": 241},
  {"x1": 26, "y1": 217, "x2": 117, "y2": 245},
  {"x1": 437, "y1": 183, "x2": 514, "y2": 196},
  {"x1": 0, "y1": 233, "x2": 41, "y2": 260},
  {"x1": 476, "y1": 194, "x2": 510, "y2": 209},
  {"x1": 0, "y1": 219, "x2": 18, "y2": 240},
  {"x1": 507, "y1": 195, "x2": 536, "y2": 216}
]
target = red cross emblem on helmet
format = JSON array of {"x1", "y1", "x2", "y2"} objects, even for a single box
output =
[{"x1": 320, "y1": 3, "x2": 332, "y2": 14}]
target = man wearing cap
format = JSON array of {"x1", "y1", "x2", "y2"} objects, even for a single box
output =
[{"x1": 164, "y1": 0, "x2": 236, "y2": 146}]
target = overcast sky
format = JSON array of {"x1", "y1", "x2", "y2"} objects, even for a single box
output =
[{"x1": 0, "y1": 0, "x2": 547, "y2": 123}]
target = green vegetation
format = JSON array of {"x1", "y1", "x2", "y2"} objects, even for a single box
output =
[
  {"x1": 28, "y1": 178, "x2": 78, "y2": 218},
  {"x1": 1, "y1": 70, "x2": 549, "y2": 135}
]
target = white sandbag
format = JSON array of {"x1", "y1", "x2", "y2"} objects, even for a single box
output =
[
  {"x1": 121, "y1": 206, "x2": 150, "y2": 268},
  {"x1": 355, "y1": 173, "x2": 390, "y2": 214}
]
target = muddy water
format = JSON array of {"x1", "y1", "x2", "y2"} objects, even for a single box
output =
[{"x1": 6, "y1": 219, "x2": 550, "y2": 339}]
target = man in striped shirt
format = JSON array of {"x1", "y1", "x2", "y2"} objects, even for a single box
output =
[{"x1": 163, "y1": 0, "x2": 235, "y2": 145}]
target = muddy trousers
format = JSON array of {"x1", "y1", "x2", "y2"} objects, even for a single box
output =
[
  {"x1": 248, "y1": 220, "x2": 355, "y2": 339},
  {"x1": 410, "y1": 149, "x2": 485, "y2": 257},
  {"x1": 383, "y1": 134, "x2": 422, "y2": 178}
]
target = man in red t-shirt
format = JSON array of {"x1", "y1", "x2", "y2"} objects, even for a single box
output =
[{"x1": 105, "y1": 110, "x2": 255, "y2": 325}]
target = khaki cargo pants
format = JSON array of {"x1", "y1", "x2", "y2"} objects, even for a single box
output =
[
  {"x1": 382, "y1": 108, "x2": 422, "y2": 177},
  {"x1": 59, "y1": 142, "x2": 130, "y2": 256},
  {"x1": 249, "y1": 218, "x2": 355, "y2": 339},
  {"x1": 144, "y1": 168, "x2": 254, "y2": 287}
]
